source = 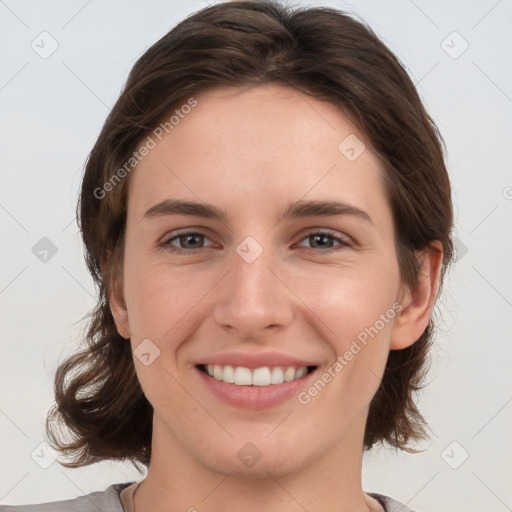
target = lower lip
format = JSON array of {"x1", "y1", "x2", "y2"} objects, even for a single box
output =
[{"x1": 195, "y1": 366, "x2": 317, "y2": 410}]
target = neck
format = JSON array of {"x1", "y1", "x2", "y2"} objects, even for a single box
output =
[{"x1": 134, "y1": 413, "x2": 376, "y2": 512}]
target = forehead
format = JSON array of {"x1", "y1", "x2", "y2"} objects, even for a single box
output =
[{"x1": 127, "y1": 83, "x2": 389, "y2": 224}]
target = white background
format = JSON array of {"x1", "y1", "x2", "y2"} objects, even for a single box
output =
[{"x1": 1, "y1": 1, "x2": 511, "y2": 511}]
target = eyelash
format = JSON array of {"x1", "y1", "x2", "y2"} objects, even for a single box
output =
[{"x1": 160, "y1": 229, "x2": 351, "y2": 255}]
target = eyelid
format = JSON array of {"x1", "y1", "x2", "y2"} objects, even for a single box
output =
[
  {"x1": 160, "y1": 227, "x2": 353, "y2": 254},
  {"x1": 160, "y1": 229, "x2": 217, "y2": 250},
  {"x1": 295, "y1": 228, "x2": 352, "y2": 248}
]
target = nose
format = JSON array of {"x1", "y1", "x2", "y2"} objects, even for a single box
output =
[{"x1": 212, "y1": 239, "x2": 294, "y2": 340}]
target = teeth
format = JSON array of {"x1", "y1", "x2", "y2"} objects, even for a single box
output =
[
  {"x1": 295, "y1": 367, "x2": 307, "y2": 379},
  {"x1": 213, "y1": 365, "x2": 223, "y2": 380},
  {"x1": 284, "y1": 367, "x2": 295, "y2": 382},
  {"x1": 222, "y1": 365, "x2": 235, "y2": 383},
  {"x1": 234, "y1": 366, "x2": 252, "y2": 385},
  {"x1": 270, "y1": 367, "x2": 284, "y2": 384},
  {"x1": 204, "y1": 364, "x2": 311, "y2": 386},
  {"x1": 252, "y1": 367, "x2": 271, "y2": 386}
]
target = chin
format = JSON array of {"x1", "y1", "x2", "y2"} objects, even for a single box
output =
[
  {"x1": 190, "y1": 428, "x2": 313, "y2": 479},
  {"x1": 201, "y1": 446, "x2": 309, "y2": 480}
]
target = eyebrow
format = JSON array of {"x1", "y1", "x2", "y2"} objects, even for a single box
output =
[{"x1": 143, "y1": 198, "x2": 373, "y2": 224}]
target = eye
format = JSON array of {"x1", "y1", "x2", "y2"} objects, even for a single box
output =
[
  {"x1": 160, "y1": 229, "x2": 351, "y2": 256},
  {"x1": 161, "y1": 231, "x2": 215, "y2": 254},
  {"x1": 296, "y1": 230, "x2": 351, "y2": 252}
]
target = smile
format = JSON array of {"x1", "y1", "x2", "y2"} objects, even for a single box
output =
[
  {"x1": 195, "y1": 363, "x2": 319, "y2": 409},
  {"x1": 199, "y1": 364, "x2": 317, "y2": 386}
]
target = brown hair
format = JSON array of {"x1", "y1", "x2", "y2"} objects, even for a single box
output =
[{"x1": 46, "y1": 0, "x2": 453, "y2": 468}]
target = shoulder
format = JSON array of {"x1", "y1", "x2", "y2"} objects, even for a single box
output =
[
  {"x1": 0, "y1": 483, "x2": 131, "y2": 512},
  {"x1": 369, "y1": 492, "x2": 417, "y2": 512}
]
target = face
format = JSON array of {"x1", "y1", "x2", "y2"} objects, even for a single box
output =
[{"x1": 110, "y1": 83, "x2": 422, "y2": 479}]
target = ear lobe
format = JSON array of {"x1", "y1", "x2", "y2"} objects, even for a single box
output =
[
  {"x1": 100, "y1": 256, "x2": 131, "y2": 340},
  {"x1": 390, "y1": 241, "x2": 443, "y2": 350}
]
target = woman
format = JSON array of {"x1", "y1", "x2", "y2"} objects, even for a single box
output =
[{"x1": 1, "y1": 1, "x2": 453, "y2": 511}]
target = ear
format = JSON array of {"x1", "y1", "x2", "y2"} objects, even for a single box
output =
[
  {"x1": 390, "y1": 241, "x2": 443, "y2": 350},
  {"x1": 101, "y1": 256, "x2": 131, "y2": 340}
]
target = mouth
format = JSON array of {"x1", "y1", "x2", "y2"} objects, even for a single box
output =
[
  {"x1": 195, "y1": 362, "x2": 318, "y2": 409},
  {"x1": 197, "y1": 363, "x2": 318, "y2": 386}
]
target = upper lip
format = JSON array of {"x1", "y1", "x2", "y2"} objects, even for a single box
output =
[{"x1": 196, "y1": 351, "x2": 319, "y2": 369}]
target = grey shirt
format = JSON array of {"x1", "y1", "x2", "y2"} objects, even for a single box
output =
[{"x1": 0, "y1": 483, "x2": 416, "y2": 512}]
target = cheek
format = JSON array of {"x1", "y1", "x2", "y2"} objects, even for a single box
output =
[
  {"x1": 295, "y1": 257, "x2": 401, "y2": 343},
  {"x1": 296, "y1": 292, "x2": 397, "y2": 428},
  {"x1": 123, "y1": 245, "x2": 401, "y2": 349},
  {"x1": 123, "y1": 254, "x2": 212, "y2": 341},
  {"x1": 293, "y1": 258, "x2": 400, "y2": 403}
]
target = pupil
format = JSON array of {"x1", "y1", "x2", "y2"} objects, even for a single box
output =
[
  {"x1": 182, "y1": 234, "x2": 202, "y2": 248},
  {"x1": 311, "y1": 234, "x2": 332, "y2": 248}
]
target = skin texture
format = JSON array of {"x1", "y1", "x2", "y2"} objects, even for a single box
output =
[{"x1": 110, "y1": 84, "x2": 443, "y2": 512}]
